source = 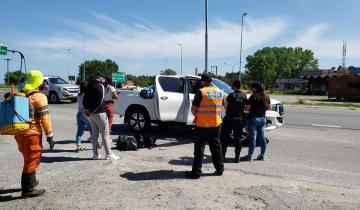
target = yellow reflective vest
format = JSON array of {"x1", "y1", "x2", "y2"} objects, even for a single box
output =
[{"x1": 195, "y1": 86, "x2": 224, "y2": 128}]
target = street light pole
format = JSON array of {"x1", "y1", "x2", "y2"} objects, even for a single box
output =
[
  {"x1": 239, "y1": 12, "x2": 247, "y2": 81},
  {"x1": 67, "y1": 48, "x2": 71, "y2": 83},
  {"x1": 4, "y1": 58, "x2": 11, "y2": 85},
  {"x1": 205, "y1": 0, "x2": 208, "y2": 73},
  {"x1": 164, "y1": 59, "x2": 168, "y2": 71},
  {"x1": 223, "y1": 62, "x2": 238, "y2": 73},
  {"x1": 177, "y1": 43, "x2": 183, "y2": 75}
]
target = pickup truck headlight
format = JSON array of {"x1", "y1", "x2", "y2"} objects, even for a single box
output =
[
  {"x1": 59, "y1": 87, "x2": 68, "y2": 91},
  {"x1": 271, "y1": 104, "x2": 277, "y2": 111},
  {"x1": 272, "y1": 104, "x2": 284, "y2": 116}
]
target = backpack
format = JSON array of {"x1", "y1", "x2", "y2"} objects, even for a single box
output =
[
  {"x1": 116, "y1": 135, "x2": 138, "y2": 151},
  {"x1": 82, "y1": 80, "x2": 105, "y2": 114},
  {"x1": 134, "y1": 134, "x2": 157, "y2": 149},
  {"x1": 0, "y1": 93, "x2": 32, "y2": 135},
  {"x1": 115, "y1": 134, "x2": 157, "y2": 151}
]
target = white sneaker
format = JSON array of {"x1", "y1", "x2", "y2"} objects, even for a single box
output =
[
  {"x1": 105, "y1": 153, "x2": 119, "y2": 161},
  {"x1": 92, "y1": 154, "x2": 102, "y2": 160}
]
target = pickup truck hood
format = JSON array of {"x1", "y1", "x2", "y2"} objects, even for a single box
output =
[
  {"x1": 52, "y1": 84, "x2": 79, "y2": 89},
  {"x1": 270, "y1": 97, "x2": 282, "y2": 105}
]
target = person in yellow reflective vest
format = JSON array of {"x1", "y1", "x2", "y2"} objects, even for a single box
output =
[
  {"x1": 185, "y1": 73, "x2": 225, "y2": 179},
  {"x1": 15, "y1": 70, "x2": 54, "y2": 198}
]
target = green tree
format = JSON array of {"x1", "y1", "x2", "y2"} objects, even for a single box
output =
[
  {"x1": 133, "y1": 75, "x2": 155, "y2": 87},
  {"x1": 77, "y1": 59, "x2": 119, "y2": 83},
  {"x1": 160, "y1": 69, "x2": 177, "y2": 75},
  {"x1": 245, "y1": 47, "x2": 318, "y2": 88},
  {"x1": 4, "y1": 70, "x2": 26, "y2": 85}
]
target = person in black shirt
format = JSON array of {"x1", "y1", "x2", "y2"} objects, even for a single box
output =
[
  {"x1": 241, "y1": 82, "x2": 270, "y2": 161},
  {"x1": 220, "y1": 80, "x2": 248, "y2": 163}
]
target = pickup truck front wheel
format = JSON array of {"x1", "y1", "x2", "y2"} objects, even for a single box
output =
[{"x1": 127, "y1": 109, "x2": 150, "y2": 131}]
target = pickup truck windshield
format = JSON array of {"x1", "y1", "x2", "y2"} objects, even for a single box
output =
[
  {"x1": 211, "y1": 79, "x2": 234, "y2": 94},
  {"x1": 49, "y1": 78, "x2": 68, "y2": 84}
]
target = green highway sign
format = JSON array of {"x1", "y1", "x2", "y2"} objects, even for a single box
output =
[
  {"x1": 0, "y1": 44, "x2": 7, "y2": 55},
  {"x1": 112, "y1": 72, "x2": 127, "y2": 83}
]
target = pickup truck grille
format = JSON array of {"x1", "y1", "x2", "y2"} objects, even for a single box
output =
[{"x1": 67, "y1": 88, "x2": 79, "y2": 93}]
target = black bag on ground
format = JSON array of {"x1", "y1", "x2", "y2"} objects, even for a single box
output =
[
  {"x1": 134, "y1": 134, "x2": 157, "y2": 149},
  {"x1": 116, "y1": 135, "x2": 138, "y2": 151}
]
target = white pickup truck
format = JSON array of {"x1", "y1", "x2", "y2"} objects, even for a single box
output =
[{"x1": 115, "y1": 75, "x2": 284, "y2": 132}]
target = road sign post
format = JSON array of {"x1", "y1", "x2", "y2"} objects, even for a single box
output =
[{"x1": 0, "y1": 45, "x2": 7, "y2": 55}]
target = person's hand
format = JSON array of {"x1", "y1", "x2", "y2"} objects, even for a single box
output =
[
  {"x1": 85, "y1": 111, "x2": 91, "y2": 117},
  {"x1": 47, "y1": 136, "x2": 55, "y2": 150}
]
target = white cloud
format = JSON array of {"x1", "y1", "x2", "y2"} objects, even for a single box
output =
[
  {"x1": 18, "y1": 13, "x2": 287, "y2": 60},
  {"x1": 290, "y1": 23, "x2": 360, "y2": 59}
]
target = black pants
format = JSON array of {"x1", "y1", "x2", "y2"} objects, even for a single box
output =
[
  {"x1": 192, "y1": 126, "x2": 224, "y2": 175},
  {"x1": 220, "y1": 118, "x2": 243, "y2": 158}
]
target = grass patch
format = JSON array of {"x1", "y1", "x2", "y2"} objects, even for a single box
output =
[
  {"x1": 0, "y1": 84, "x2": 11, "y2": 88},
  {"x1": 297, "y1": 98, "x2": 305, "y2": 104},
  {"x1": 284, "y1": 101, "x2": 360, "y2": 109}
]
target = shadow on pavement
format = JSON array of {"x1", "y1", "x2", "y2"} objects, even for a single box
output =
[
  {"x1": 0, "y1": 189, "x2": 23, "y2": 202},
  {"x1": 41, "y1": 156, "x2": 92, "y2": 163},
  {"x1": 43, "y1": 149, "x2": 78, "y2": 153},
  {"x1": 168, "y1": 155, "x2": 213, "y2": 166},
  {"x1": 120, "y1": 170, "x2": 187, "y2": 181},
  {"x1": 0, "y1": 188, "x2": 21, "y2": 195},
  {"x1": 51, "y1": 140, "x2": 76, "y2": 145}
]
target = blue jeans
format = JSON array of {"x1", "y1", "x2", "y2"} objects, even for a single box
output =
[
  {"x1": 76, "y1": 112, "x2": 92, "y2": 145},
  {"x1": 248, "y1": 117, "x2": 266, "y2": 157}
]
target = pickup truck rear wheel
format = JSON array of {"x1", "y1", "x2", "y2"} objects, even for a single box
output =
[{"x1": 127, "y1": 109, "x2": 150, "y2": 131}]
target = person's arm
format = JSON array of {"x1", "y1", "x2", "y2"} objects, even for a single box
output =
[
  {"x1": 224, "y1": 94, "x2": 231, "y2": 110},
  {"x1": 245, "y1": 95, "x2": 252, "y2": 112},
  {"x1": 266, "y1": 95, "x2": 271, "y2": 110},
  {"x1": 34, "y1": 93, "x2": 53, "y2": 137},
  {"x1": 111, "y1": 90, "x2": 119, "y2": 100},
  {"x1": 191, "y1": 106, "x2": 198, "y2": 116},
  {"x1": 111, "y1": 86, "x2": 119, "y2": 100},
  {"x1": 191, "y1": 90, "x2": 202, "y2": 116}
]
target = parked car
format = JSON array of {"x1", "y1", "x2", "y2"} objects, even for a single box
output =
[
  {"x1": 115, "y1": 75, "x2": 284, "y2": 132},
  {"x1": 43, "y1": 76, "x2": 79, "y2": 103}
]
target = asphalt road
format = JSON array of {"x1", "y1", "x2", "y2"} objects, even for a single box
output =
[
  {"x1": 28, "y1": 103, "x2": 360, "y2": 188},
  {"x1": 1, "y1": 99, "x2": 359, "y2": 209}
]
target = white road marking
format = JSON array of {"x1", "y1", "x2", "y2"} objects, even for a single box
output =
[{"x1": 311, "y1": 124, "x2": 341, "y2": 128}]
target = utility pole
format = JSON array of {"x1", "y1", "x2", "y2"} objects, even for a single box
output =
[
  {"x1": 342, "y1": 40, "x2": 346, "y2": 67},
  {"x1": 82, "y1": 38, "x2": 86, "y2": 80},
  {"x1": 205, "y1": 0, "x2": 208, "y2": 73},
  {"x1": 4, "y1": 58, "x2": 11, "y2": 85},
  {"x1": 177, "y1": 43, "x2": 183, "y2": 75},
  {"x1": 211, "y1": 65, "x2": 218, "y2": 76},
  {"x1": 239, "y1": 12, "x2": 247, "y2": 81}
]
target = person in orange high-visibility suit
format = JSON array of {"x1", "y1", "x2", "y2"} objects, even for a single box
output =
[
  {"x1": 15, "y1": 70, "x2": 54, "y2": 198},
  {"x1": 185, "y1": 73, "x2": 225, "y2": 179}
]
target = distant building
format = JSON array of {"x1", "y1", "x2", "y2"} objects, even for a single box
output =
[
  {"x1": 299, "y1": 67, "x2": 360, "y2": 96},
  {"x1": 121, "y1": 80, "x2": 135, "y2": 88},
  {"x1": 276, "y1": 79, "x2": 307, "y2": 92},
  {"x1": 299, "y1": 69, "x2": 335, "y2": 94}
]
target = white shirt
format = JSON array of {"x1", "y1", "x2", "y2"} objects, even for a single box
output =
[{"x1": 104, "y1": 85, "x2": 116, "y2": 101}]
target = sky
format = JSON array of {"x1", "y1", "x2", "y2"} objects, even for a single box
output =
[{"x1": 1, "y1": 0, "x2": 360, "y2": 83}]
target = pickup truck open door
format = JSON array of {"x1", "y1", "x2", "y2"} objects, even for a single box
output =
[{"x1": 155, "y1": 75, "x2": 188, "y2": 122}]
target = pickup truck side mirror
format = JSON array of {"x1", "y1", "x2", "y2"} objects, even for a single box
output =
[{"x1": 140, "y1": 89, "x2": 150, "y2": 99}]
